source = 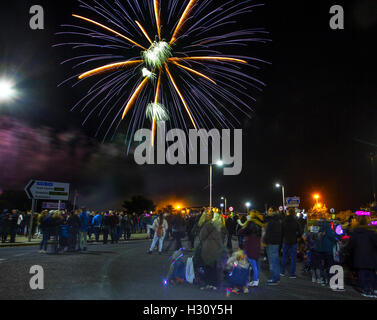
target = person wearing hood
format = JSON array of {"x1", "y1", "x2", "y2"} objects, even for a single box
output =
[
  {"x1": 347, "y1": 215, "x2": 377, "y2": 298},
  {"x1": 280, "y1": 208, "x2": 303, "y2": 279},
  {"x1": 263, "y1": 208, "x2": 282, "y2": 285},
  {"x1": 238, "y1": 210, "x2": 265, "y2": 287}
]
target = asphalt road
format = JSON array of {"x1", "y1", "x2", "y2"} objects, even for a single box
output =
[{"x1": 0, "y1": 239, "x2": 372, "y2": 300}]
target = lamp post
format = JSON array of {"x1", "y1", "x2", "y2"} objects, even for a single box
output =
[
  {"x1": 221, "y1": 196, "x2": 227, "y2": 214},
  {"x1": 275, "y1": 183, "x2": 286, "y2": 214},
  {"x1": 209, "y1": 160, "x2": 223, "y2": 211},
  {"x1": 245, "y1": 202, "x2": 251, "y2": 213}
]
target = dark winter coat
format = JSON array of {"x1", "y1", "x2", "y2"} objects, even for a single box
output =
[
  {"x1": 239, "y1": 221, "x2": 262, "y2": 260},
  {"x1": 281, "y1": 215, "x2": 302, "y2": 245},
  {"x1": 67, "y1": 215, "x2": 80, "y2": 231},
  {"x1": 199, "y1": 221, "x2": 225, "y2": 266},
  {"x1": 348, "y1": 226, "x2": 377, "y2": 269},
  {"x1": 225, "y1": 216, "x2": 236, "y2": 235},
  {"x1": 264, "y1": 214, "x2": 282, "y2": 245},
  {"x1": 313, "y1": 221, "x2": 338, "y2": 253},
  {"x1": 0, "y1": 213, "x2": 8, "y2": 232}
]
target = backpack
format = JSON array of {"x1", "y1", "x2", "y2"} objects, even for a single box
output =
[{"x1": 156, "y1": 223, "x2": 163, "y2": 238}]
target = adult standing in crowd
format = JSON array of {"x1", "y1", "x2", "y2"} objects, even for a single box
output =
[
  {"x1": 263, "y1": 208, "x2": 282, "y2": 285},
  {"x1": 238, "y1": 210, "x2": 264, "y2": 287},
  {"x1": 9, "y1": 209, "x2": 19, "y2": 243},
  {"x1": 78, "y1": 207, "x2": 90, "y2": 251},
  {"x1": 347, "y1": 215, "x2": 377, "y2": 298},
  {"x1": 67, "y1": 210, "x2": 80, "y2": 251},
  {"x1": 92, "y1": 212, "x2": 102, "y2": 243},
  {"x1": 280, "y1": 208, "x2": 303, "y2": 278},
  {"x1": 198, "y1": 211, "x2": 225, "y2": 290},
  {"x1": 148, "y1": 211, "x2": 168, "y2": 254},
  {"x1": 0, "y1": 209, "x2": 9, "y2": 243},
  {"x1": 225, "y1": 213, "x2": 237, "y2": 251}
]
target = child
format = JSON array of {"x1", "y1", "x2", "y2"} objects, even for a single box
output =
[
  {"x1": 225, "y1": 250, "x2": 250, "y2": 294},
  {"x1": 166, "y1": 249, "x2": 186, "y2": 285}
]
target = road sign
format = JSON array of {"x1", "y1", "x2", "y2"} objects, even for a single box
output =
[
  {"x1": 25, "y1": 180, "x2": 70, "y2": 201},
  {"x1": 330, "y1": 208, "x2": 335, "y2": 214},
  {"x1": 229, "y1": 207, "x2": 234, "y2": 212},
  {"x1": 286, "y1": 197, "x2": 300, "y2": 208},
  {"x1": 42, "y1": 202, "x2": 66, "y2": 210}
]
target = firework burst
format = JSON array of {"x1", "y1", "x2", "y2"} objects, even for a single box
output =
[{"x1": 55, "y1": 0, "x2": 270, "y2": 149}]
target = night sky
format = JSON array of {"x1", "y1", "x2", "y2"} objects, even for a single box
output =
[{"x1": 1, "y1": 0, "x2": 377, "y2": 211}]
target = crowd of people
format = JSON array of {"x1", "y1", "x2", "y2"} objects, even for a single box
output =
[
  {"x1": 146, "y1": 207, "x2": 377, "y2": 298},
  {"x1": 1, "y1": 205, "x2": 376, "y2": 298}
]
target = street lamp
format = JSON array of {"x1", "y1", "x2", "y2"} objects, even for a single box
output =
[
  {"x1": 0, "y1": 79, "x2": 16, "y2": 103},
  {"x1": 313, "y1": 194, "x2": 320, "y2": 204},
  {"x1": 275, "y1": 183, "x2": 286, "y2": 214},
  {"x1": 221, "y1": 196, "x2": 227, "y2": 214},
  {"x1": 209, "y1": 161, "x2": 224, "y2": 210},
  {"x1": 245, "y1": 202, "x2": 251, "y2": 212}
]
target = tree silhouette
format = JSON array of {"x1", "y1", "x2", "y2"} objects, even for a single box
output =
[{"x1": 122, "y1": 195, "x2": 156, "y2": 215}]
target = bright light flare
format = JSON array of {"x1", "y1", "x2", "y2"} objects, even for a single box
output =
[
  {"x1": 146, "y1": 103, "x2": 169, "y2": 122},
  {"x1": 143, "y1": 41, "x2": 172, "y2": 69},
  {"x1": 0, "y1": 80, "x2": 16, "y2": 102}
]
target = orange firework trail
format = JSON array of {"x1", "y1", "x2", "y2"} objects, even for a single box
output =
[
  {"x1": 154, "y1": 0, "x2": 161, "y2": 40},
  {"x1": 135, "y1": 20, "x2": 153, "y2": 45},
  {"x1": 151, "y1": 71, "x2": 162, "y2": 146},
  {"x1": 165, "y1": 63, "x2": 197, "y2": 130},
  {"x1": 122, "y1": 77, "x2": 149, "y2": 120},
  {"x1": 170, "y1": 61, "x2": 217, "y2": 85},
  {"x1": 78, "y1": 60, "x2": 143, "y2": 80},
  {"x1": 72, "y1": 14, "x2": 147, "y2": 50},
  {"x1": 170, "y1": 0, "x2": 197, "y2": 45}
]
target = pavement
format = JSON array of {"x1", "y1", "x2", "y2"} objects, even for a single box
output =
[
  {"x1": 0, "y1": 237, "x2": 374, "y2": 300},
  {"x1": 0, "y1": 233, "x2": 149, "y2": 247}
]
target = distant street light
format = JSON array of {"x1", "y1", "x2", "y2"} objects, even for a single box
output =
[
  {"x1": 209, "y1": 161, "x2": 224, "y2": 210},
  {"x1": 245, "y1": 202, "x2": 251, "y2": 211},
  {"x1": 0, "y1": 79, "x2": 16, "y2": 102},
  {"x1": 221, "y1": 196, "x2": 227, "y2": 214},
  {"x1": 275, "y1": 183, "x2": 286, "y2": 214}
]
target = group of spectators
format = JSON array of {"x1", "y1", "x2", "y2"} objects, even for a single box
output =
[
  {"x1": 0, "y1": 209, "x2": 28, "y2": 243},
  {"x1": 2, "y1": 205, "x2": 377, "y2": 298},
  {"x1": 146, "y1": 207, "x2": 377, "y2": 298}
]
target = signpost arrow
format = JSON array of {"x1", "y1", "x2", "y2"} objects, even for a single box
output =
[
  {"x1": 25, "y1": 180, "x2": 35, "y2": 200},
  {"x1": 24, "y1": 180, "x2": 70, "y2": 242}
]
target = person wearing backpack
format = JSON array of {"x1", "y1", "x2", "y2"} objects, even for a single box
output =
[{"x1": 148, "y1": 212, "x2": 168, "y2": 255}]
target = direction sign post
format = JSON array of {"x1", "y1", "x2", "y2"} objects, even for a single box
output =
[
  {"x1": 25, "y1": 180, "x2": 70, "y2": 242},
  {"x1": 286, "y1": 197, "x2": 301, "y2": 208},
  {"x1": 28, "y1": 199, "x2": 35, "y2": 242}
]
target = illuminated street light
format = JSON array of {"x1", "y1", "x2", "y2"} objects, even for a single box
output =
[
  {"x1": 221, "y1": 196, "x2": 227, "y2": 214},
  {"x1": 245, "y1": 202, "x2": 251, "y2": 209},
  {"x1": 209, "y1": 160, "x2": 224, "y2": 210},
  {"x1": 275, "y1": 182, "x2": 286, "y2": 214},
  {"x1": 0, "y1": 79, "x2": 16, "y2": 102}
]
